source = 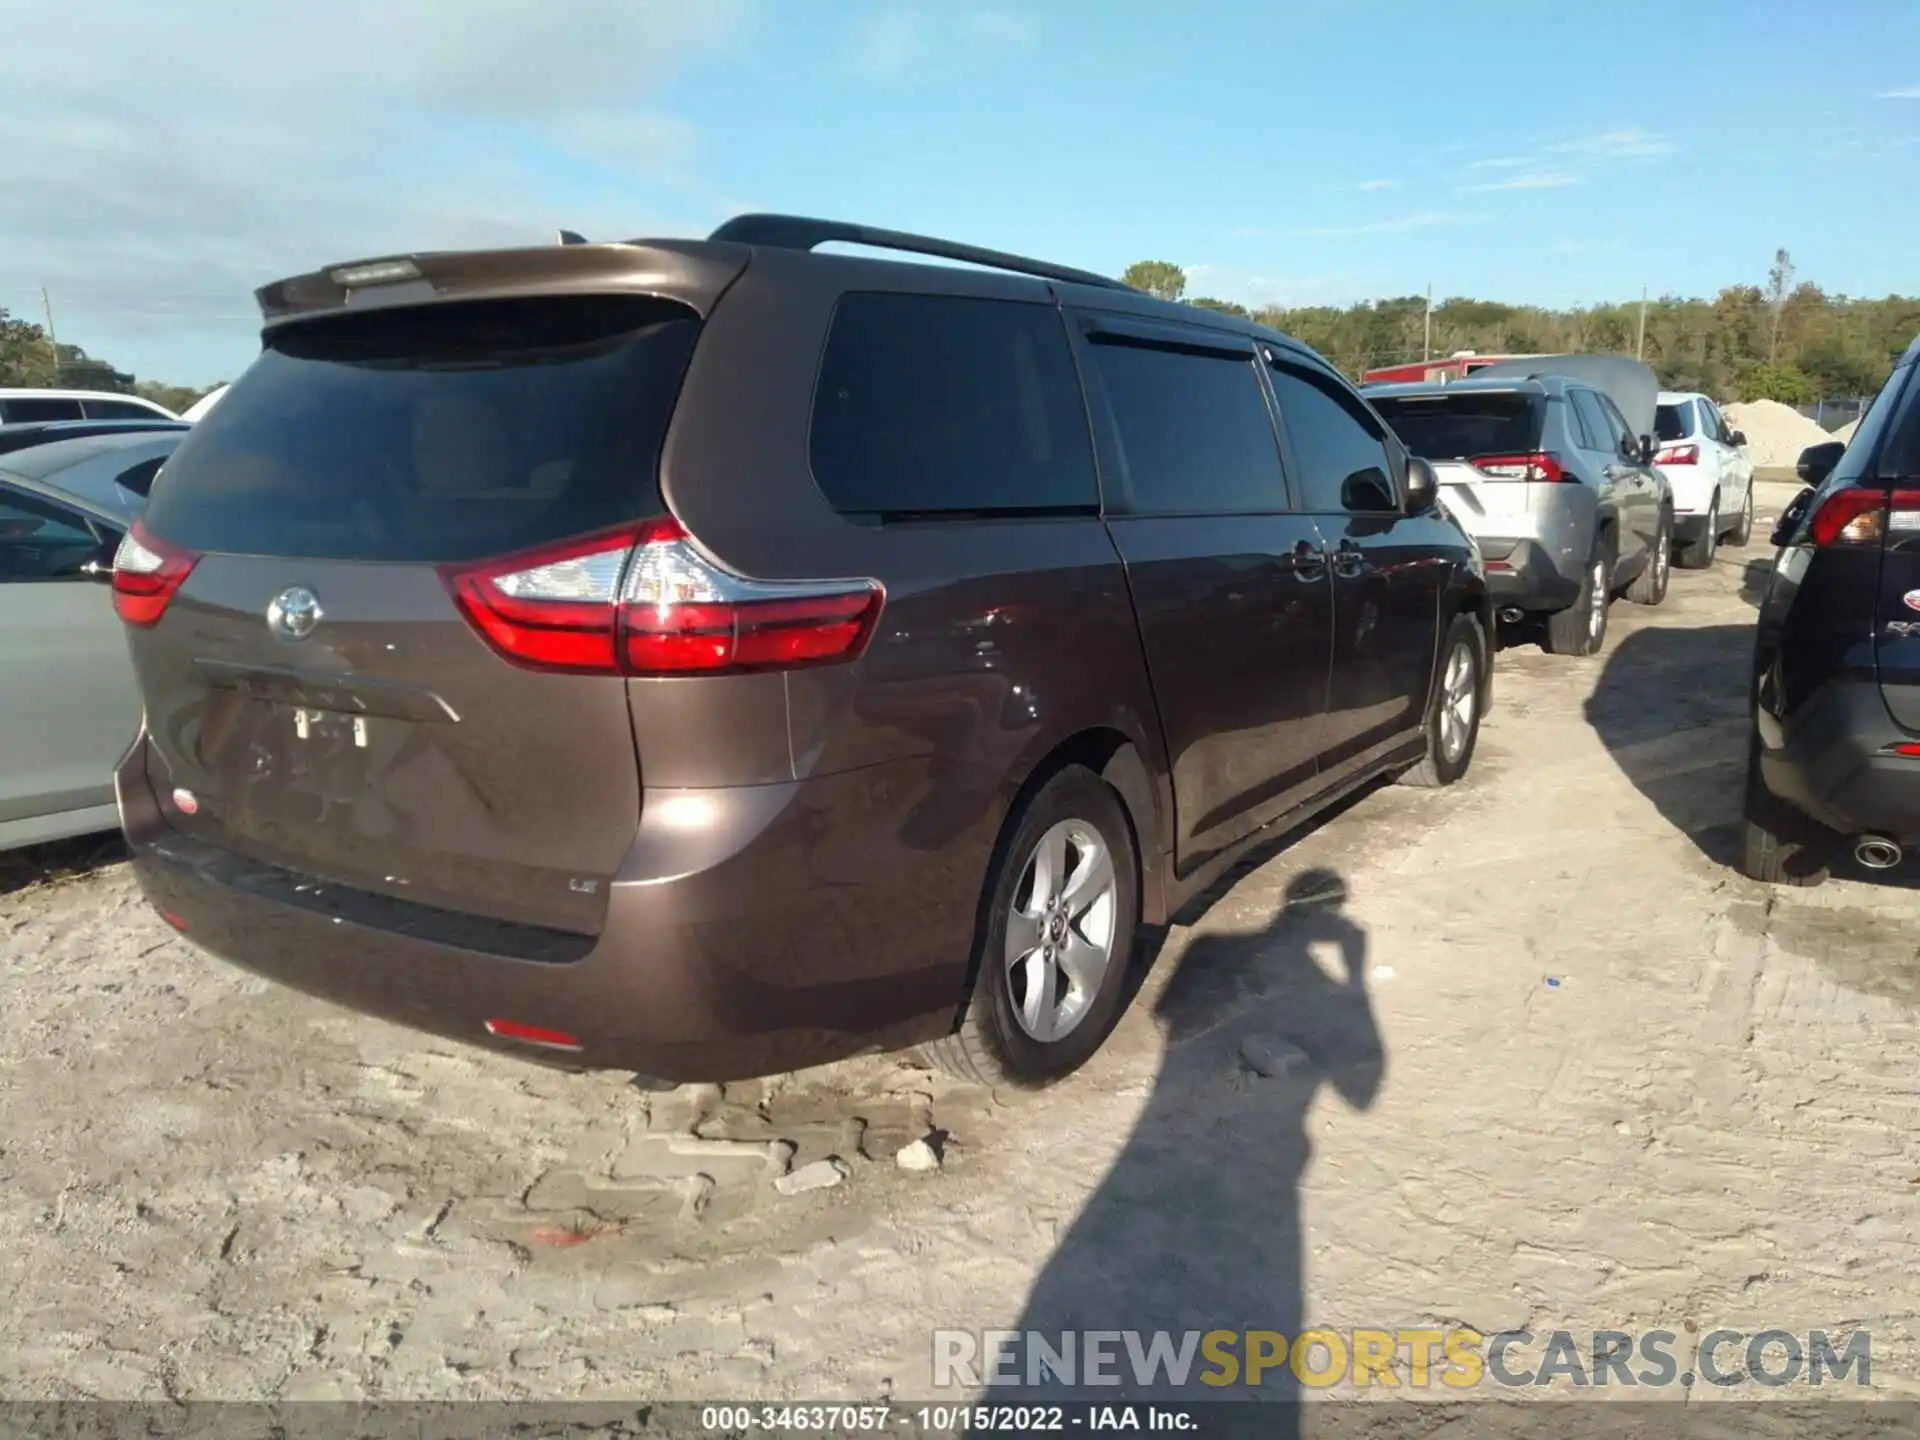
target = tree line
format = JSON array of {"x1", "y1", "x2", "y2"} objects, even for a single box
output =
[
  {"x1": 1120, "y1": 254, "x2": 1920, "y2": 404},
  {"x1": 0, "y1": 307, "x2": 219, "y2": 414}
]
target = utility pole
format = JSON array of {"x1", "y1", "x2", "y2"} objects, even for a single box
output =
[
  {"x1": 1635, "y1": 286, "x2": 1648, "y2": 361},
  {"x1": 1423, "y1": 283, "x2": 1433, "y2": 362},
  {"x1": 39, "y1": 287, "x2": 59, "y2": 380}
]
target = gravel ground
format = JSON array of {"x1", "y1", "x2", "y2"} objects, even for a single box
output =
[{"x1": 4, "y1": 485, "x2": 1918, "y2": 1404}]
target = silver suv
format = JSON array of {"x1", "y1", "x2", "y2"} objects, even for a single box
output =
[{"x1": 1367, "y1": 355, "x2": 1673, "y2": 656}]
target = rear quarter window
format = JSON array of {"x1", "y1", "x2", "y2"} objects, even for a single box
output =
[
  {"x1": 3, "y1": 397, "x2": 85, "y2": 423},
  {"x1": 809, "y1": 293, "x2": 1098, "y2": 518},
  {"x1": 142, "y1": 296, "x2": 698, "y2": 563},
  {"x1": 1369, "y1": 391, "x2": 1541, "y2": 460}
]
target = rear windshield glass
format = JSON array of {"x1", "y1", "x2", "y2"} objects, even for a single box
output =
[
  {"x1": 1655, "y1": 401, "x2": 1695, "y2": 441},
  {"x1": 1368, "y1": 391, "x2": 1540, "y2": 460},
  {"x1": 143, "y1": 296, "x2": 697, "y2": 562}
]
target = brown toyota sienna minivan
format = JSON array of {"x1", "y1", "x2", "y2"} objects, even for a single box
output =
[{"x1": 113, "y1": 215, "x2": 1491, "y2": 1088}]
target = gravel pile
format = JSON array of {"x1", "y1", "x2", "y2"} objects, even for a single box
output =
[
  {"x1": 1722, "y1": 398, "x2": 1837, "y2": 468},
  {"x1": 1834, "y1": 418, "x2": 1861, "y2": 445}
]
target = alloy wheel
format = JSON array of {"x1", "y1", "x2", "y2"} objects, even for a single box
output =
[
  {"x1": 1438, "y1": 640, "x2": 1477, "y2": 763},
  {"x1": 1004, "y1": 819, "x2": 1119, "y2": 1043}
]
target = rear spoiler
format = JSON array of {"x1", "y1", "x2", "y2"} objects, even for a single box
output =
[{"x1": 253, "y1": 238, "x2": 749, "y2": 328}]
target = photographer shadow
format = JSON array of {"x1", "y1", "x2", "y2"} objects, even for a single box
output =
[{"x1": 1002, "y1": 866, "x2": 1384, "y2": 1423}]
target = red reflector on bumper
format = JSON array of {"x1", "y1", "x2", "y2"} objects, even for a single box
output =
[
  {"x1": 1484, "y1": 560, "x2": 1513, "y2": 571},
  {"x1": 160, "y1": 911, "x2": 189, "y2": 931},
  {"x1": 485, "y1": 1018, "x2": 583, "y2": 1051}
]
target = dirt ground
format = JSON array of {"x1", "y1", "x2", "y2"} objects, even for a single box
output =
[{"x1": 4, "y1": 482, "x2": 1918, "y2": 1403}]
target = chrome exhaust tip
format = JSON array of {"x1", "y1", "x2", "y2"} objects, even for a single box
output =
[
  {"x1": 1854, "y1": 835, "x2": 1903, "y2": 870},
  {"x1": 1498, "y1": 607, "x2": 1526, "y2": 625}
]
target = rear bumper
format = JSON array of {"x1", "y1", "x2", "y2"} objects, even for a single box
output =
[
  {"x1": 1477, "y1": 538, "x2": 1583, "y2": 612},
  {"x1": 118, "y1": 739, "x2": 975, "y2": 1082},
  {"x1": 1758, "y1": 679, "x2": 1920, "y2": 841}
]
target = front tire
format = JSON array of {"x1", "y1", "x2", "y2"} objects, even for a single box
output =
[
  {"x1": 1543, "y1": 545, "x2": 1610, "y2": 656},
  {"x1": 1737, "y1": 737, "x2": 1833, "y2": 887},
  {"x1": 1398, "y1": 612, "x2": 1485, "y2": 788},
  {"x1": 1679, "y1": 495, "x2": 1719, "y2": 569},
  {"x1": 923, "y1": 765, "x2": 1140, "y2": 1089},
  {"x1": 1627, "y1": 509, "x2": 1672, "y2": 606}
]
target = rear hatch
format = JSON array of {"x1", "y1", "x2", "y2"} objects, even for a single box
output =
[
  {"x1": 1859, "y1": 364, "x2": 1920, "y2": 728},
  {"x1": 123, "y1": 291, "x2": 704, "y2": 936},
  {"x1": 1369, "y1": 388, "x2": 1547, "y2": 538}
]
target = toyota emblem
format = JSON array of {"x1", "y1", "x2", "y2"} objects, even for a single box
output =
[{"x1": 267, "y1": 586, "x2": 323, "y2": 640}]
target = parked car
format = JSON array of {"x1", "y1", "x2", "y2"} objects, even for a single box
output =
[
  {"x1": 111, "y1": 215, "x2": 1493, "y2": 1088},
  {"x1": 0, "y1": 418, "x2": 189, "y2": 462},
  {"x1": 0, "y1": 388, "x2": 177, "y2": 425},
  {"x1": 1366, "y1": 354, "x2": 1673, "y2": 656},
  {"x1": 0, "y1": 429, "x2": 185, "y2": 849},
  {"x1": 182, "y1": 385, "x2": 228, "y2": 422},
  {"x1": 1654, "y1": 389, "x2": 1755, "y2": 568},
  {"x1": 1741, "y1": 332, "x2": 1920, "y2": 886}
]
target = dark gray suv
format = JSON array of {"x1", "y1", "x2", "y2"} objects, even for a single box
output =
[{"x1": 113, "y1": 215, "x2": 1492, "y2": 1088}]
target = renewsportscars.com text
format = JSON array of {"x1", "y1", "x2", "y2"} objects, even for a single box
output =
[{"x1": 933, "y1": 1327, "x2": 1872, "y2": 1391}]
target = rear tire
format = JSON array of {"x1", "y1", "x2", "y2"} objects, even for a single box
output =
[
  {"x1": 1678, "y1": 495, "x2": 1719, "y2": 569},
  {"x1": 1543, "y1": 544, "x2": 1610, "y2": 657},
  {"x1": 922, "y1": 765, "x2": 1140, "y2": 1089},
  {"x1": 1626, "y1": 509, "x2": 1672, "y2": 606},
  {"x1": 1729, "y1": 484, "x2": 1755, "y2": 548},
  {"x1": 1397, "y1": 613, "x2": 1485, "y2": 788},
  {"x1": 1737, "y1": 737, "x2": 1833, "y2": 887}
]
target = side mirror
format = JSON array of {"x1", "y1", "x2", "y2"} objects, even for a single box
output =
[
  {"x1": 1638, "y1": 434, "x2": 1657, "y2": 466},
  {"x1": 1730, "y1": 430, "x2": 1748, "y2": 448},
  {"x1": 1771, "y1": 487, "x2": 1816, "y2": 547},
  {"x1": 1403, "y1": 456, "x2": 1439, "y2": 515},
  {"x1": 1796, "y1": 440, "x2": 1845, "y2": 487}
]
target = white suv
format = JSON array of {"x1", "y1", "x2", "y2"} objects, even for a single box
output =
[{"x1": 1654, "y1": 390, "x2": 1755, "y2": 568}]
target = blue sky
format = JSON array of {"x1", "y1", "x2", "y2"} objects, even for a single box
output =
[{"x1": 3, "y1": 0, "x2": 1917, "y2": 386}]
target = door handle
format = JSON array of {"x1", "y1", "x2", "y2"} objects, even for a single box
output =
[
  {"x1": 1285, "y1": 540, "x2": 1327, "y2": 582},
  {"x1": 1331, "y1": 539, "x2": 1364, "y2": 579}
]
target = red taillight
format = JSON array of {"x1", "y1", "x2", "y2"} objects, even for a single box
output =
[
  {"x1": 1885, "y1": 743, "x2": 1920, "y2": 757},
  {"x1": 112, "y1": 521, "x2": 200, "y2": 627},
  {"x1": 440, "y1": 525, "x2": 635, "y2": 673},
  {"x1": 1655, "y1": 444, "x2": 1699, "y2": 465},
  {"x1": 1806, "y1": 488, "x2": 1920, "y2": 547},
  {"x1": 1472, "y1": 452, "x2": 1568, "y2": 483},
  {"x1": 439, "y1": 518, "x2": 884, "y2": 678},
  {"x1": 484, "y1": 1018, "x2": 582, "y2": 1051}
]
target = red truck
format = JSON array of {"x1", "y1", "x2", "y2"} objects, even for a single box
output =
[{"x1": 1361, "y1": 352, "x2": 1541, "y2": 386}]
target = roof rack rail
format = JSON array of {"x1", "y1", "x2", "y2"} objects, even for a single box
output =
[
  {"x1": 557, "y1": 230, "x2": 588, "y2": 245},
  {"x1": 707, "y1": 213, "x2": 1133, "y2": 293}
]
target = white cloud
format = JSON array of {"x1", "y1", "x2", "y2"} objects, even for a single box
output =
[
  {"x1": 1547, "y1": 128, "x2": 1675, "y2": 158},
  {"x1": 1301, "y1": 211, "x2": 1467, "y2": 238},
  {"x1": 1462, "y1": 172, "x2": 1584, "y2": 192},
  {"x1": 1351, "y1": 178, "x2": 1401, "y2": 191},
  {"x1": 1876, "y1": 85, "x2": 1920, "y2": 99},
  {"x1": 1467, "y1": 156, "x2": 1529, "y2": 170},
  {"x1": 0, "y1": 0, "x2": 758, "y2": 383},
  {"x1": 1230, "y1": 227, "x2": 1269, "y2": 239}
]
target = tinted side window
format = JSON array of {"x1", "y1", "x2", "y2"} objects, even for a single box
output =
[
  {"x1": 1570, "y1": 390, "x2": 1613, "y2": 452},
  {"x1": 1084, "y1": 339, "x2": 1284, "y2": 515},
  {"x1": 84, "y1": 400, "x2": 161, "y2": 420},
  {"x1": 1596, "y1": 393, "x2": 1637, "y2": 450},
  {"x1": 809, "y1": 294, "x2": 1097, "y2": 517},
  {"x1": 1703, "y1": 401, "x2": 1730, "y2": 443},
  {"x1": 1655, "y1": 400, "x2": 1695, "y2": 442},
  {"x1": 1269, "y1": 362, "x2": 1397, "y2": 513},
  {"x1": 4, "y1": 397, "x2": 85, "y2": 423},
  {"x1": 0, "y1": 485, "x2": 110, "y2": 582}
]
